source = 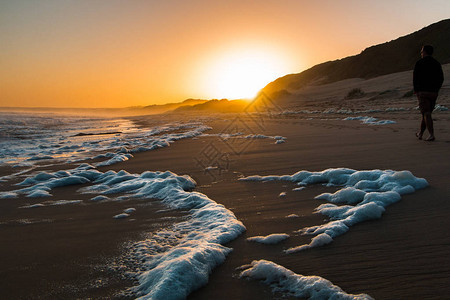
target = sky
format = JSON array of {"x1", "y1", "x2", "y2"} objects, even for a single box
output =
[{"x1": 1, "y1": 0, "x2": 449, "y2": 108}]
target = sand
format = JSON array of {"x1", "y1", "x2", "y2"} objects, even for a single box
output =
[
  {"x1": 187, "y1": 117, "x2": 450, "y2": 300},
  {"x1": 1, "y1": 70, "x2": 449, "y2": 299}
]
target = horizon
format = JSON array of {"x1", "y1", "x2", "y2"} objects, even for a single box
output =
[{"x1": 1, "y1": 1, "x2": 449, "y2": 108}]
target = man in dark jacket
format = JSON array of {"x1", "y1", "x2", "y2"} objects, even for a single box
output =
[{"x1": 413, "y1": 45, "x2": 444, "y2": 141}]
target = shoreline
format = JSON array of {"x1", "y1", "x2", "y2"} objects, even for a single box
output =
[{"x1": 0, "y1": 106, "x2": 449, "y2": 298}]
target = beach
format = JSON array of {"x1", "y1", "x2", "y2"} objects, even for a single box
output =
[
  {"x1": 1, "y1": 72, "x2": 450, "y2": 299},
  {"x1": 2, "y1": 2, "x2": 450, "y2": 298},
  {"x1": 188, "y1": 116, "x2": 450, "y2": 299}
]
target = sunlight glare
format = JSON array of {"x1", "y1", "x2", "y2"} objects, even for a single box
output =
[{"x1": 203, "y1": 48, "x2": 291, "y2": 99}]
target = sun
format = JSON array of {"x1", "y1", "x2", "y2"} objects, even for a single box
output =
[{"x1": 200, "y1": 47, "x2": 292, "y2": 99}]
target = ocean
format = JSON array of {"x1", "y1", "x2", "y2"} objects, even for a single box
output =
[
  {"x1": 0, "y1": 111, "x2": 146, "y2": 167},
  {"x1": 0, "y1": 110, "x2": 246, "y2": 299}
]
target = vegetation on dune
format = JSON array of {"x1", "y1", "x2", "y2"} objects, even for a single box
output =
[{"x1": 345, "y1": 88, "x2": 365, "y2": 99}]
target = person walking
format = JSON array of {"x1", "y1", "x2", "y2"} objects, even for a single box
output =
[{"x1": 413, "y1": 45, "x2": 444, "y2": 141}]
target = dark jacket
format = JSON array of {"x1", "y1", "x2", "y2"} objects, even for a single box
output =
[{"x1": 413, "y1": 56, "x2": 444, "y2": 93}]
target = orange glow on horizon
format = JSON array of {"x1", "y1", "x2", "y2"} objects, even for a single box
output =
[
  {"x1": 1, "y1": 1, "x2": 448, "y2": 108},
  {"x1": 196, "y1": 45, "x2": 295, "y2": 100}
]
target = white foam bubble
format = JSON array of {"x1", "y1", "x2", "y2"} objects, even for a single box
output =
[
  {"x1": 133, "y1": 241, "x2": 231, "y2": 299},
  {"x1": 344, "y1": 116, "x2": 396, "y2": 125},
  {"x1": 96, "y1": 153, "x2": 133, "y2": 167},
  {"x1": 292, "y1": 187, "x2": 305, "y2": 191},
  {"x1": 240, "y1": 168, "x2": 427, "y2": 251},
  {"x1": 113, "y1": 213, "x2": 130, "y2": 219},
  {"x1": 4, "y1": 164, "x2": 245, "y2": 299},
  {"x1": 247, "y1": 233, "x2": 289, "y2": 244},
  {"x1": 20, "y1": 199, "x2": 82, "y2": 208},
  {"x1": 434, "y1": 104, "x2": 449, "y2": 111},
  {"x1": 244, "y1": 134, "x2": 287, "y2": 144},
  {"x1": 0, "y1": 191, "x2": 19, "y2": 199},
  {"x1": 285, "y1": 214, "x2": 299, "y2": 218},
  {"x1": 20, "y1": 203, "x2": 45, "y2": 209},
  {"x1": 315, "y1": 187, "x2": 366, "y2": 204},
  {"x1": 51, "y1": 200, "x2": 83, "y2": 206},
  {"x1": 26, "y1": 189, "x2": 52, "y2": 198},
  {"x1": 286, "y1": 233, "x2": 333, "y2": 253},
  {"x1": 280, "y1": 107, "x2": 412, "y2": 116},
  {"x1": 90, "y1": 195, "x2": 109, "y2": 202},
  {"x1": 204, "y1": 133, "x2": 287, "y2": 144},
  {"x1": 239, "y1": 260, "x2": 373, "y2": 299}
]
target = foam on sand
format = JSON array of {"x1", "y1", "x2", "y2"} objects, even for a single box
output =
[
  {"x1": 96, "y1": 153, "x2": 134, "y2": 167},
  {"x1": 285, "y1": 233, "x2": 334, "y2": 253},
  {"x1": 20, "y1": 200, "x2": 82, "y2": 208},
  {"x1": 113, "y1": 213, "x2": 130, "y2": 219},
  {"x1": 247, "y1": 233, "x2": 289, "y2": 244},
  {"x1": 239, "y1": 260, "x2": 373, "y2": 299},
  {"x1": 280, "y1": 106, "x2": 425, "y2": 116},
  {"x1": 90, "y1": 195, "x2": 109, "y2": 202},
  {"x1": 239, "y1": 168, "x2": 427, "y2": 252},
  {"x1": 243, "y1": 134, "x2": 287, "y2": 144},
  {"x1": 434, "y1": 104, "x2": 449, "y2": 111},
  {"x1": 1, "y1": 163, "x2": 246, "y2": 299},
  {"x1": 203, "y1": 133, "x2": 287, "y2": 144},
  {"x1": 292, "y1": 187, "x2": 305, "y2": 191},
  {"x1": 124, "y1": 207, "x2": 136, "y2": 214},
  {"x1": 343, "y1": 116, "x2": 396, "y2": 125},
  {"x1": 113, "y1": 207, "x2": 137, "y2": 219},
  {"x1": 285, "y1": 214, "x2": 299, "y2": 218}
]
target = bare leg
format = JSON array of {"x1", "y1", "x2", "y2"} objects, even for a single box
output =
[
  {"x1": 417, "y1": 114, "x2": 426, "y2": 139},
  {"x1": 424, "y1": 112, "x2": 435, "y2": 141}
]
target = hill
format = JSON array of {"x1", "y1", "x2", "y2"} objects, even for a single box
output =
[
  {"x1": 172, "y1": 99, "x2": 249, "y2": 113},
  {"x1": 141, "y1": 98, "x2": 209, "y2": 114},
  {"x1": 263, "y1": 19, "x2": 450, "y2": 96}
]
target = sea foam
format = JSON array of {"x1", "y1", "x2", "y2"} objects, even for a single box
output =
[
  {"x1": 247, "y1": 233, "x2": 289, "y2": 244},
  {"x1": 239, "y1": 168, "x2": 427, "y2": 252},
  {"x1": 1, "y1": 163, "x2": 246, "y2": 299},
  {"x1": 239, "y1": 259, "x2": 373, "y2": 299},
  {"x1": 343, "y1": 116, "x2": 396, "y2": 125}
]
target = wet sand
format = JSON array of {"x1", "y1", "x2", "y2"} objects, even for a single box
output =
[
  {"x1": 0, "y1": 164, "x2": 188, "y2": 299},
  {"x1": 1, "y1": 104, "x2": 449, "y2": 299},
  {"x1": 187, "y1": 116, "x2": 450, "y2": 299}
]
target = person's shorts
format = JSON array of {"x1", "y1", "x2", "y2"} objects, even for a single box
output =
[{"x1": 417, "y1": 91, "x2": 438, "y2": 114}]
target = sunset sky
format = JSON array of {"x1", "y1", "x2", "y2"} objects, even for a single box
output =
[{"x1": 1, "y1": 1, "x2": 449, "y2": 108}]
